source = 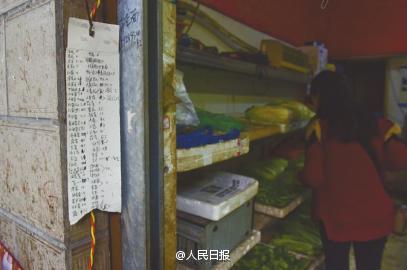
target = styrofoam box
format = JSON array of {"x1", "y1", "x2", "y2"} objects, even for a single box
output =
[{"x1": 177, "y1": 172, "x2": 259, "y2": 221}]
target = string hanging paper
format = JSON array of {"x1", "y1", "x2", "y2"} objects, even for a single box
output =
[
  {"x1": 88, "y1": 211, "x2": 96, "y2": 270},
  {"x1": 90, "y1": 0, "x2": 102, "y2": 19},
  {"x1": 84, "y1": 0, "x2": 94, "y2": 36}
]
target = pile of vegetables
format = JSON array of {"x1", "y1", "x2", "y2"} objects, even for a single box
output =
[
  {"x1": 234, "y1": 157, "x2": 323, "y2": 268},
  {"x1": 241, "y1": 157, "x2": 306, "y2": 208},
  {"x1": 270, "y1": 224, "x2": 322, "y2": 257},
  {"x1": 269, "y1": 202, "x2": 323, "y2": 257},
  {"x1": 233, "y1": 244, "x2": 311, "y2": 270},
  {"x1": 243, "y1": 158, "x2": 289, "y2": 183},
  {"x1": 256, "y1": 170, "x2": 305, "y2": 208}
]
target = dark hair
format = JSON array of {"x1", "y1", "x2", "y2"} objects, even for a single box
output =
[{"x1": 310, "y1": 71, "x2": 378, "y2": 143}]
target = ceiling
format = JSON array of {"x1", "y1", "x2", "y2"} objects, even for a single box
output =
[{"x1": 200, "y1": 0, "x2": 407, "y2": 59}]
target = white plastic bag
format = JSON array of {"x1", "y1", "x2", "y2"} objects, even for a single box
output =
[{"x1": 175, "y1": 70, "x2": 200, "y2": 126}]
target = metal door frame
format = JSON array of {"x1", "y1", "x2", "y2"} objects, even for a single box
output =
[{"x1": 118, "y1": 0, "x2": 164, "y2": 269}]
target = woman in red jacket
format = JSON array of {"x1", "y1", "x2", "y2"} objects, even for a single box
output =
[{"x1": 301, "y1": 71, "x2": 407, "y2": 270}]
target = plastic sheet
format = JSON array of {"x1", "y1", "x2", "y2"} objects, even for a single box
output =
[{"x1": 175, "y1": 70, "x2": 200, "y2": 127}]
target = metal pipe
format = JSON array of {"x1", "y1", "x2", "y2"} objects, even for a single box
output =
[{"x1": 118, "y1": 0, "x2": 150, "y2": 269}]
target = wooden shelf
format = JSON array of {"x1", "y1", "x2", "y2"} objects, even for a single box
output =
[
  {"x1": 289, "y1": 252, "x2": 325, "y2": 270},
  {"x1": 177, "y1": 136, "x2": 250, "y2": 172},
  {"x1": 176, "y1": 121, "x2": 307, "y2": 172},
  {"x1": 289, "y1": 253, "x2": 325, "y2": 270},
  {"x1": 177, "y1": 47, "x2": 311, "y2": 85},
  {"x1": 255, "y1": 194, "x2": 305, "y2": 218},
  {"x1": 177, "y1": 230, "x2": 261, "y2": 270},
  {"x1": 212, "y1": 230, "x2": 261, "y2": 270}
]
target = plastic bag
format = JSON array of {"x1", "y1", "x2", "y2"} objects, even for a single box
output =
[
  {"x1": 245, "y1": 105, "x2": 295, "y2": 125},
  {"x1": 267, "y1": 98, "x2": 315, "y2": 121},
  {"x1": 175, "y1": 70, "x2": 200, "y2": 126}
]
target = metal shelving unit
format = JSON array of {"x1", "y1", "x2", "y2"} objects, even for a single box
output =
[
  {"x1": 175, "y1": 46, "x2": 313, "y2": 269},
  {"x1": 177, "y1": 47, "x2": 311, "y2": 85}
]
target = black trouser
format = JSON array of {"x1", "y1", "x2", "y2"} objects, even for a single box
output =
[{"x1": 320, "y1": 223, "x2": 387, "y2": 270}]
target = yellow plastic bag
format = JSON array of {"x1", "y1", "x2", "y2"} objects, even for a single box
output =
[
  {"x1": 245, "y1": 105, "x2": 294, "y2": 125},
  {"x1": 267, "y1": 98, "x2": 315, "y2": 121}
]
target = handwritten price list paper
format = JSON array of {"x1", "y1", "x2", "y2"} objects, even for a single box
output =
[{"x1": 66, "y1": 18, "x2": 121, "y2": 225}]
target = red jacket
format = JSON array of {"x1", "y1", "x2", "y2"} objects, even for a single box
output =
[{"x1": 300, "y1": 118, "x2": 407, "y2": 242}]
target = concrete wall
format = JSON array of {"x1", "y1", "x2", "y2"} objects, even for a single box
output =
[
  {"x1": 0, "y1": 0, "x2": 113, "y2": 268},
  {"x1": 0, "y1": 0, "x2": 66, "y2": 269},
  {"x1": 0, "y1": 0, "x2": 67, "y2": 269}
]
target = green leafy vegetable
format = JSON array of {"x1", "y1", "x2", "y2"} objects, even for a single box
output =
[
  {"x1": 242, "y1": 158, "x2": 289, "y2": 183},
  {"x1": 256, "y1": 170, "x2": 305, "y2": 208},
  {"x1": 269, "y1": 202, "x2": 323, "y2": 256},
  {"x1": 241, "y1": 157, "x2": 306, "y2": 208},
  {"x1": 233, "y1": 244, "x2": 311, "y2": 270}
]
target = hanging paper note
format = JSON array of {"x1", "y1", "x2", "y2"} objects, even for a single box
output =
[{"x1": 66, "y1": 18, "x2": 121, "y2": 225}]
